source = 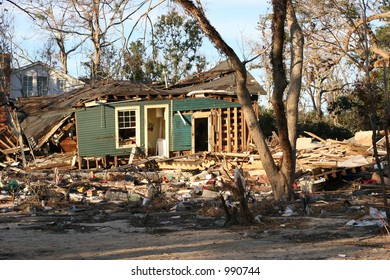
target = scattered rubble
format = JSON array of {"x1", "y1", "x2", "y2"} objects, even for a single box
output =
[
  {"x1": 0, "y1": 130, "x2": 389, "y2": 260},
  {"x1": 1, "y1": 131, "x2": 389, "y2": 218}
]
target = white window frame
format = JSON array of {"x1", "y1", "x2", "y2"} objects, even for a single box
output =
[
  {"x1": 57, "y1": 78, "x2": 66, "y2": 91},
  {"x1": 115, "y1": 106, "x2": 140, "y2": 149},
  {"x1": 37, "y1": 76, "x2": 48, "y2": 96},
  {"x1": 22, "y1": 75, "x2": 33, "y2": 97}
]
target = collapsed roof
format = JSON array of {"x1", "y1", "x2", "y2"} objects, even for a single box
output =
[
  {"x1": 13, "y1": 61, "x2": 264, "y2": 152},
  {"x1": 165, "y1": 60, "x2": 265, "y2": 96}
]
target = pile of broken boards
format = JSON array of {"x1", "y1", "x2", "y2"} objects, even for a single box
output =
[
  {"x1": 295, "y1": 131, "x2": 385, "y2": 181},
  {"x1": 293, "y1": 131, "x2": 389, "y2": 194}
]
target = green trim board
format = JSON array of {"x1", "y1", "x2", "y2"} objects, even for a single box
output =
[{"x1": 172, "y1": 98, "x2": 240, "y2": 111}]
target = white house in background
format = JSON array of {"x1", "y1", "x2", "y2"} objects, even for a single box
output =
[{"x1": 10, "y1": 62, "x2": 84, "y2": 98}]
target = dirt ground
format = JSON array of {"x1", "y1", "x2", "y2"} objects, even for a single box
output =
[{"x1": 0, "y1": 181, "x2": 389, "y2": 260}]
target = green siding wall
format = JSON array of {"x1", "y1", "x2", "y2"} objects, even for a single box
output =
[
  {"x1": 171, "y1": 98, "x2": 240, "y2": 152},
  {"x1": 76, "y1": 100, "x2": 169, "y2": 157},
  {"x1": 172, "y1": 113, "x2": 192, "y2": 151},
  {"x1": 77, "y1": 104, "x2": 125, "y2": 157},
  {"x1": 77, "y1": 98, "x2": 240, "y2": 157}
]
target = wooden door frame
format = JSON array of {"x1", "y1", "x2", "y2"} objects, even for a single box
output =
[
  {"x1": 144, "y1": 104, "x2": 170, "y2": 157},
  {"x1": 191, "y1": 111, "x2": 212, "y2": 153}
]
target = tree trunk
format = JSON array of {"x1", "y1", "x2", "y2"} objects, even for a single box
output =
[
  {"x1": 285, "y1": 0, "x2": 304, "y2": 198},
  {"x1": 174, "y1": 0, "x2": 303, "y2": 202},
  {"x1": 270, "y1": 0, "x2": 291, "y2": 201},
  {"x1": 92, "y1": 0, "x2": 101, "y2": 80},
  {"x1": 57, "y1": 38, "x2": 68, "y2": 74}
]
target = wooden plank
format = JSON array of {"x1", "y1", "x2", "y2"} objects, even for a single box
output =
[
  {"x1": 210, "y1": 110, "x2": 215, "y2": 152},
  {"x1": 28, "y1": 161, "x2": 73, "y2": 171},
  {"x1": 214, "y1": 152, "x2": 260, "y2": 159},
  {"x1": 2, "y1": 132, "x2": 17, "y2": 148},
  {"x1": 218, "y1": 108, "x2": 223, "y2": 152},
  {"x1": 0, "y1": 162, "x2": 26, "y2": 173},
  {"x1": 227, "y1": 108, "x2": 231, "y2": 152},
  {"x1": 234, "y1": 107, "x2": 238, "y2": 152},
  {"x1": 359, "y1": 183, "x2": 390, "y2": 189},
  {"x1": 1, "y1": 147, "x2": 30, "y2": 154},
  {"x1": 304, "y1": 131, "x2": 327, "y2": 143},
  {"x1": 0, "y1": 138, "x2": 12, "y2": 149}
]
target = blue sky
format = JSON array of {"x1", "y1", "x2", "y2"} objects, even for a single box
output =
[
  {"x1": 177, "y1": 0, "x2": 271, "y2": 68},
  {"x1": 203, "y1": 0, "x2": 270, "y2": 53},
  {"x1": 5, "y1": 0, "x2": 271, "y2": 78}
]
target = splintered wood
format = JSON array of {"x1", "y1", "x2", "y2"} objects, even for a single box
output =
[{"x1": 295, "y1": 132, "x2": 382, "y2": 176}]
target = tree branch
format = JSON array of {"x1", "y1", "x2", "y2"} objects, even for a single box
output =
[{"x1": 4, "y1": 0, "x2": 35, "y2": 20}]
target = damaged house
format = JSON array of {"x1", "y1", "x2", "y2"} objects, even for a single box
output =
[
  {"x1": 10, "y1": 61, "x2": 84, "y2": 98},
  {"x1": 0, "y1": 55, "x2": 85, "y2": 162},
  {"x1": 2, "y1": 61, "x2": 265, "y2": 170},
  {"x1": 0, "y1": 54, "x2": 20, "y2": 159}
]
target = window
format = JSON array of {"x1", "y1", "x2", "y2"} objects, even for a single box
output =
[
  {"x1": 22, "y1": 75, "x2": 33, "y2": 97},
  {"x1": 57, "y1": 79, "x2": 65, "y2": 91},
  {"x1": 37, "y1": 76, "x2": 48, "y2": 96},
  {"x1": 117, "y1": 108, "x2": 138, "y2": 147}
]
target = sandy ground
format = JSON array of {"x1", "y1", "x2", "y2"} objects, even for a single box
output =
[{"x1": 0, "y1": 195, "x2": 389, "y2": 260}]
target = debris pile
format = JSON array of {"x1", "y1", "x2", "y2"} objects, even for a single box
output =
[{"x1": 0, "y1": 130, "x2": 389, "y2": 232}]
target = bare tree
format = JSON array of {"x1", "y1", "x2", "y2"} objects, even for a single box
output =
[
  {"x1": 173, "y1": 0, "x2": 304, "y2": 202},
  {"x1": 357, "y1": 0, "x2": 389, "y2": 210},
  {"x1": 69, "y1": 0, "x2": 141, "y2": 80},
  {"x1": 0, "y1": 8, "x2": 13, "y2": 54},
  {"x1": 25, "y1": 0, "x2": 86, "y2": 74},
  {"x1": 288, "y1": 0, "x2": 390, "y2": 119},
  {"x1": 253, "y1": 14, "x2": 273, "y2": 109},
  {"x1": 1, "y1": 0, "x2": 35, "y2": 20}
]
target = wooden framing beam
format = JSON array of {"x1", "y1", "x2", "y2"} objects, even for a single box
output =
[
  {"x1": 234, "y1": 107, "x2": 238, "y2": 152},
  {"x1": 0, "y1": 138, "x2": 12, "y2": 149},
  {"x1": 218, "y1": 108, "x2": 223, "y2": 152},
  {"x1": 226, "y1": 108, "x2": 231, "y2": 152}
]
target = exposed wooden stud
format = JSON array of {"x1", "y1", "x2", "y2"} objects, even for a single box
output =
[
  {"x1": 234, "y1": 107, "x2": 238, "y2": 152},
  {"x1": 218, "y1": 108, "x2": 223, "y2": 152},
  {"x1": 0, "y1": 138, "x2": 12, "y2": 149},
  {"x1": 2, "y1": 132, "x2": 17, "y2": 148},
  {"x1": 226, "y1": 108, "x2": 231, "y2": 152},
  {"x1": 210, "y1": 110, "x2": 216, "y2": 152}
]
